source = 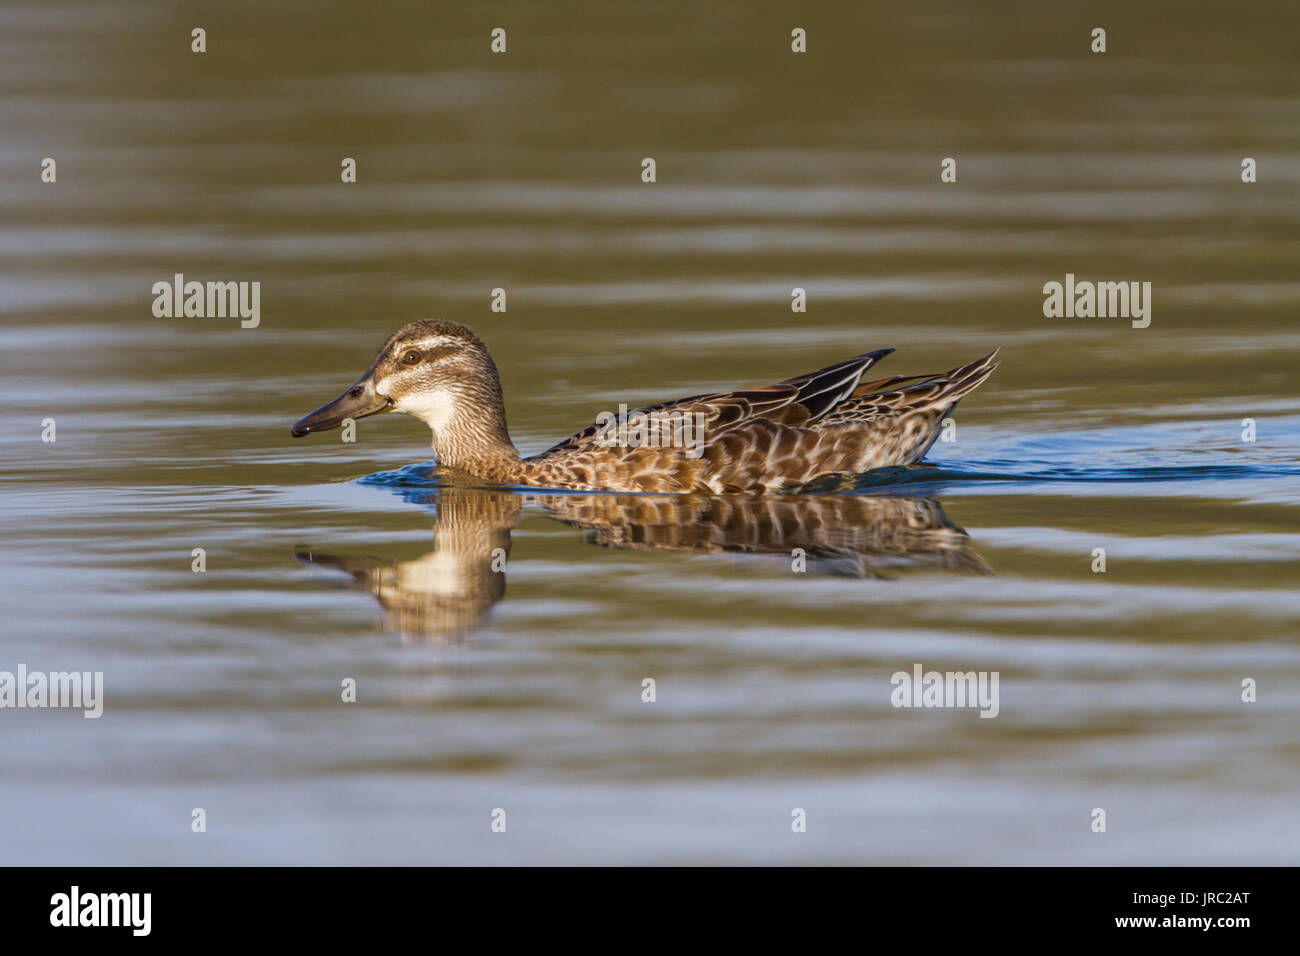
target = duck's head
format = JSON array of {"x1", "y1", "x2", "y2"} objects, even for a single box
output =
[{"x1": 290, "y1": 320, "x2": 509, "y2": 444}]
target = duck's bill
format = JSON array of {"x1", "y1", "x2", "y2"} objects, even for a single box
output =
[{"x1": 291, "y1": 377, "x2": 391, "y2": 437}]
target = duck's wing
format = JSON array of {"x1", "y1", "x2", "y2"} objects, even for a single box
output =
[{"x1": 534, "y1": 348, "x2": 896, "y2": 456}]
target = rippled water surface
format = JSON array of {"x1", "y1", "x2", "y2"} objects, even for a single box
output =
[{"x1": 2, "y1": 0, "x2": 1298, "y2": 864}]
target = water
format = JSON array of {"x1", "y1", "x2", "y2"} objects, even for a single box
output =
[{"x1": 2, "y1": 0, "x2": 1298, "y2": 864}]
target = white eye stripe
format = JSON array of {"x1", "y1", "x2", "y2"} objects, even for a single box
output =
[{"x1": 411, "y1": 336, "x2": 463, "y2": 351}]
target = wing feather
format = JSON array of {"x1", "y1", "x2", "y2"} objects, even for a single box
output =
[{"x1": 533, "y1": 348, "x2": 894, "y2": 457}]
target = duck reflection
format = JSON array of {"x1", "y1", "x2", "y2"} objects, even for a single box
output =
[
  {"x1": 296, "y1": 487, "x2": 521, "y2": 641},
  {"x1": 535, "y1": 493, "x2": 990, "y2": 577},
  {"x1": 297, "y1": 487, "x2": 989, "y2": 642}
]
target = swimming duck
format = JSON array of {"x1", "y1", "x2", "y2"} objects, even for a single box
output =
[{"x1": 290, "y1": 320, "x2": 999, "y2": 493}]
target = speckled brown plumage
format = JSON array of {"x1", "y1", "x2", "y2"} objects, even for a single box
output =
[
  {"x1": 291, "y1": 320, "x2": 1000, "y2": 493},
  {"x1": 519, "y1": 343, "x2": 1000, "y2": 492}
]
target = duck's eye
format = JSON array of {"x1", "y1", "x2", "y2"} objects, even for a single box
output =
[{"x1": 400, "y1": 349, "x2": 423, "y2": 366}]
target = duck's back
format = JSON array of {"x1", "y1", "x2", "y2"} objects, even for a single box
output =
[{"x1": 519, "y1": 348, "x2": 999, "y2": 493}]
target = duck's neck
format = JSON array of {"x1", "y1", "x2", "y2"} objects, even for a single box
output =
[{"x1": 425, "y1": 387, "x2": 522, "y2": 484}]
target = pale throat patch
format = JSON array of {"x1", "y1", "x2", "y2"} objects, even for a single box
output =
[{"x1": 393, "y1": 388, "x2": 457, "y2": 433}]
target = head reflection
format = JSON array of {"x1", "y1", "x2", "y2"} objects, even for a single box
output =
[{"x1": 296, "y1": 487, "x2": 520, "y2": 642}]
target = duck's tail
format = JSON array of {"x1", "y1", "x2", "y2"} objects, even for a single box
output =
[
  {"x1": 814, "y1": 349, "x2": 1000, "y2": 470},
  {"x1": 852, "y1": 348, "x2": 1001, "y2": 408}
]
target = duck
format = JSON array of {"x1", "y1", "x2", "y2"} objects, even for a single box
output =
[{"x1": 290, "y1": 319, "x2": 999, "y2": 493}]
